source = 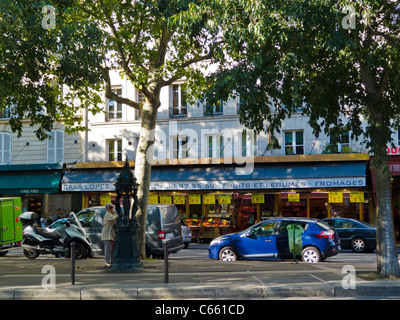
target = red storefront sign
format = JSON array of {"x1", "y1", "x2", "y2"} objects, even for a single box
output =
[
  {"x1": 387, "y1": 146, "x2": 400, "y2": 155},
  {"x1": 370, "y1": 155, "x2": 400, "y2": 204},
  {"x1": 384, "y1": 147, "x2": 400, "y2": 174}
]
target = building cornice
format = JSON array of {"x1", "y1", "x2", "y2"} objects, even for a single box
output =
[{"x1": 66, "y1": 153, "x2": 370, "y2": 170}]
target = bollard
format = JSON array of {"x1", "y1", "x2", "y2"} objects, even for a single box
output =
[
  {"x1": 164, "y1": 240, "x2": 169, "y2": 284},
  {"x1": 71, "y1": 242, "x2": 75, "y2": 285}
]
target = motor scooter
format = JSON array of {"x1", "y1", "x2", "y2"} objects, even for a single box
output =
[{"x1": 20, "y1": 211, "x2": 91, "y2": 259}]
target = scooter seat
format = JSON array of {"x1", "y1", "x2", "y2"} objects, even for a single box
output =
[{"x1": 34, "y1": 227, "x2": 61, "y2": 240}]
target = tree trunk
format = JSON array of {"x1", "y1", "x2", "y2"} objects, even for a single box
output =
[
  {"x1": 360, "y1": 61, "x2": 400, "y2": 278},
  {"x1": 134, "y1": 98, "x2": 158, "y2": 259},
  {"x1": 374, "y1": 158, "x2": 400, "y2": 278}
]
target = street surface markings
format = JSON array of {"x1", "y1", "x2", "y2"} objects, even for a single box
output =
[
  {"x1": 309, "y1": 274, "x2": 330, "y2": 284},
  {"x1": 251, "y1": 275, "x2": 265, "y2": 285}
]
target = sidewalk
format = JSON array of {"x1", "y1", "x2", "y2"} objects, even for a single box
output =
[{"x1": 0, "y1": 255, "x2": 399, "y2": 300}]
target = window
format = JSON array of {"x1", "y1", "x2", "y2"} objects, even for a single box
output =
[
  {"x1": 398, "y1": 129, "x2": 400, "y2": 145},
  {"x1": 171, "y1": 84, "x2": 187, "y2": 117},
  {"x1": 237, "y1": 96, "x2": 244, "y2": 114},
  {"x1": 279, "y1": 221, "x2": 308, "y2": 234},
  {"x1": 250, "y1": 221, "x2": 276, "y2": 236},
  {"x1": 207, "y1": 135, "x2": 224, "y2": 158},
  {"x1": 171, "y1": 136, "x2": 189, "y2": 159},
  {"x1": 291, "y1": 97, "x2": 304, "y2": 113},
  {"x1": 77, "y1": 211, "x2": 95, "y2": 228},
  {"x1": 326, "y1": 131, "x2": 351, "y2": 153},
  {"x1": 0, "y1": 132, "x2": 11, "y2": 165},
  {"x1": 108, "y1": 139, "x2": 122, "y2": 161},
  {"x1": 337, "y1": 131, "x2": 350, "y2": 153},
  {"x1": 106, "y1": 88, "x2": 123, "y2": 120},
  {"x1": 47, "y1": 130, "x2": 64, "y2": 163},
  {"x1": 241, "y1": 130, "x2": 257, "y2": 157},
  {"x1": 0, "y1": 105, "x2": 14, "y2": 119},
  {"x1": 204, "y1": 100, "x2": 223, "y2": 116},
  {"x1": 284, "y1": 131, "x2": 304, "y2": 155}
]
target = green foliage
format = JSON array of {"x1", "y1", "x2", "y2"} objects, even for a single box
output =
[
  {"x1": 203, "y1": 0, "x2": 400, "y2": 277},
  {"x1": 0, "y1": 0, "x2": 105, "y2": 140},
  {"x1": 203, "y1": 0, "x2": 400, "y2": 166}
]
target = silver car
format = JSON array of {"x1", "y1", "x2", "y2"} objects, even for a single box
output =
[
  {"x1": 180, "y1": 218, "x2": 192, "y2": 249},
  {"x1": 76, "y1": 204, "x2": 184, "y2": 258}
]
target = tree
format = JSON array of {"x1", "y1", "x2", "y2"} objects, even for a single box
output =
[
  {"x1": 0, "y1": 0, "x2": 104, "y2": 140},
  {"x1": 204, "y1": 0, "x2": 400, "y2": 277},
  {"x1": 1, "y1": 0, "x2": 226, "y2": 259},
  {"x1": 46, "y1": 0, "x2": 223, "y2": 258}
]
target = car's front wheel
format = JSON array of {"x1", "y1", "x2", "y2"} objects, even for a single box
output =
[
  {"x1": 350, "y1": 237, "x2": 367, "y2": 253},
  {"x1": 301, "y1": 246, "x2": 321, "y2": 263},
  {"x1": 219, "y1": 246, "x2": 238, "y2": 262}
]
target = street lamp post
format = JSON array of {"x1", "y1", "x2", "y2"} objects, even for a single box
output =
[{"x1": 111, "y1": 158, "x2": 142, "y2": 270}]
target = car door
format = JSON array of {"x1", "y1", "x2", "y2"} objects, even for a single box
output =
[
  {"x1": 275, "y1": 221, "x2": 305, "y2": 258},
  {"x1": 235, "y1": 221, "x2": 278, "y2": 259}
]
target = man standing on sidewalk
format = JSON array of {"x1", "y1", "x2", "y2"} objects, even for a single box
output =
[{"x1": 101, "y1": 203, "x2": 118, "y2": 267}]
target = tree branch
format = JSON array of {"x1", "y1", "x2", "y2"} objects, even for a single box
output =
[
  {"x1": 379, "y1": 60, "x2": 390, "y2": 96},
  {"x1": 101, "y1": 67, "x2": 141, "y2": 110},
  {"x1": 161, "y1": 51, "x2": 215, "y2": 86},
  {"x1": 99, "y1": 2, "x2": 152, "y2": 99}
]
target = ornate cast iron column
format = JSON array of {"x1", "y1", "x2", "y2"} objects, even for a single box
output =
[{"x1": 112, "y1": 158, "x2": 141, "y2": 270}]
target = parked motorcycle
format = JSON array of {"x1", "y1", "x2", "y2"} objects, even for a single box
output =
[{"x1": 20, "y1": 211, "x2": 91, "y2": 259}]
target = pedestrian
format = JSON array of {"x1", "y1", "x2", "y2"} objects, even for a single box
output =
[
  {"x1": 101, "y1": 203, "x2": 118, "y2": 267},
  {"x1": 332, "y1": 211, "x2": 340, "y2": 218},
  {"x1": 40, "y1": 213, "x2": 48, "y2": 228},
  {"x1": 53, "y1": 208, "x2": 63, "y2": 222},
  {"x1": 248, "y1": 212, "x2": 255, "y2": 227},
  {"x1": 237, "y1": 211, "x2": 245, "y2": 229}
]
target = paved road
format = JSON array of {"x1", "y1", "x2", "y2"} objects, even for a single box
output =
[
  {"x1": 1, "y1": 243, "x2": 399, "y2": 301},
  {"x1": 0, "y1": 243, "x2": 385, "y2": 287}
]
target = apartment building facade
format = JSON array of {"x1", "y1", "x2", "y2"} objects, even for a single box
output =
[
  {"x1": 59, "y1": 70, "x2": 376, "y2": 239},
  {"x1": 2, "y1": 70, "x2": 400, "y2": 238},
  {"x1": 0, "y1": 111, "x2": 84, "y2": 215}
]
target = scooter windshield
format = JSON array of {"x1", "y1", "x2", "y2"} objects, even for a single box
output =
[{"x1": 70, "y1": 212, "x2": 87, "y2": 237}]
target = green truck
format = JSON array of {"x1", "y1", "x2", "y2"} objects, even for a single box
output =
[{"x1": 0, "y1": 197, "x2": 23, "y2": 256}]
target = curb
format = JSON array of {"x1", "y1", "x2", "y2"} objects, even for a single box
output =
[
  {"x1": 2, "y1": 282, "x2": 399, "y2": 300},
  {"x1": 0, "y1": 282, "x2": 360, "y2": 300}
]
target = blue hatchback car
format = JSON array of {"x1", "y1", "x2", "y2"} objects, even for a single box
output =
[{"x1": 209, "y1": 218, "x2": 340, "y2": 263}]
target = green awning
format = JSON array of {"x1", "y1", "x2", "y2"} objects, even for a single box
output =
[{"x1": 0, "y1": 164, "x2": 63, "y2": 194}]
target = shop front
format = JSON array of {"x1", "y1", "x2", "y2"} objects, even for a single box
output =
[
  {"x1": 0, "y1": 164, "x2": 67, "y2": 220},
  {"x1": 62, "y1": 158, "x2": 370, "y2": 241},
  {"x1": 370, "y1": 154, "x2": 400, "y2": 242},
  {"x1": 378, "y1": 155, "x2": 400, "y2": 242}
]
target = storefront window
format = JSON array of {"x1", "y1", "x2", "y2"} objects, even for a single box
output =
[
  {"x1": 281, "y1": 193, "x2": 307, "y2": 217},
  {"x1": 233, "y1": 193, "x2": 276, "y2": 227},
  {"x1": 330, "y1": 200, "x2": 360, "y2": 219},
  {"x1": 260, "y1": 194, "x2": 276, "y2": 220},
  {"x1": 203, "y1": 194, "x2": 233, "y2": 227},
  {"x1": 87, "y1": 193, "x2": 117, "y2": 208},
  {"x1": 236, "y1": 193, "x2": 256, "y2": 228},
  {"x1": 309, "y1": 192, "x2": 328, "y2": 219},
  {"x1": 363, "y1": 202, "x2": 371, "y2": 224}
]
